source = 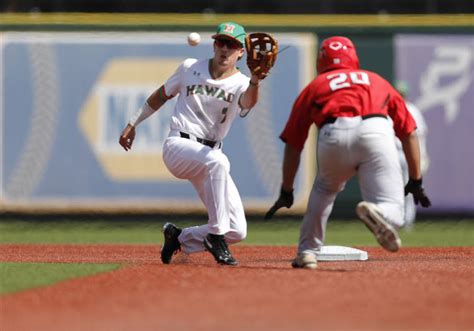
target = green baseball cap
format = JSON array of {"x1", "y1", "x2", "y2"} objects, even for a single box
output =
[{"x1": 212, "y1": 22, "x2": 246, "y2": 46}]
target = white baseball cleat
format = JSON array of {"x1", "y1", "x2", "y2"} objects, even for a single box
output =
[
  {"x1": 356, "y1": 201, "x2": 401, "y2": 252},
  {"x1": 291, "y1": 253, "x2": 318, "y2": 269}
]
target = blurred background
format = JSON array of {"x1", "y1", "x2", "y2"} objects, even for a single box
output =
[
  {"x1": 2, "y1": 0, "x2": 473, "y2": 13},
  {"x1": 0, "y1": 1, "x2": 473, "y2": 221}
]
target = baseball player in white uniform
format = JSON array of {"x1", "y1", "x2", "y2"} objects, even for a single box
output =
[
  {"x1": 395, "y1": 81, "x2": 430, "y2": 228},
  {"x1": 119, "y1": 22, "x2": 264, "y2": 265}
]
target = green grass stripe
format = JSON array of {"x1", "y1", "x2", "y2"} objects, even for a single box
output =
[
  {"x1": 0, "y1": 220, "x2": 167, "y2": 244},
  {"x1": 0, "y1": 262, "x2": 120, "y2": 295},
  {"x1": 247, "y1": 220, "x2": 474, "y2": 247},
  {"x1": 0, "y1": 219, "x2": 473, "y2": 246},
  {"x1": 0, "y1": 13, "x2": 472, "y2": 27}
]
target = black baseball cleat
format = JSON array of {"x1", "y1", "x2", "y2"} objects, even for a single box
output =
[
  {"x1": 161, "y1": 223, "x2": 182, "y2": 264},
  {"x1": 203, "y1": 234, "x2": 238, "y2": 266}
]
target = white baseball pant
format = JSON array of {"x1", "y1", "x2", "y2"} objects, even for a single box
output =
[
  {"x1": 298, "y1": 116, "x2": 405, "y2": 256},
  {"x1": 162, "y1": 130, "x2": 247, "y2": 254},
  {"x1": 399, "y1": 151, "x2": 417, "y2": 226}
]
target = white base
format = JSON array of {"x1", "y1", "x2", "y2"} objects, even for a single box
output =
[{"x1": 316, "y1": 245, "x2": 368, "y2": 261}]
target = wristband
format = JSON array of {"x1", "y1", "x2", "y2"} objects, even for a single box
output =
[
  {"x1": 409, "y1": 178, "x2": 423, "y2": 186},
  {"x1": 129, "y1": 101, "x2": 156, "y2": 127},
  {"x1": 249, "y1": 80, "x2": 259, "y2": 87}
]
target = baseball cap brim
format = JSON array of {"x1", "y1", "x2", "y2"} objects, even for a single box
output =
[{"x1": 212, "y1": 34, "x2": 244, "y2": 47}]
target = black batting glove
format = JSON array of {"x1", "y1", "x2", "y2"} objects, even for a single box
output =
[
  {"x1": 264, "y1": 187, "x2": 294, "y2": 220},
  {"x1": 405, "y1": 178, "x2": 431, "y2": 207}
]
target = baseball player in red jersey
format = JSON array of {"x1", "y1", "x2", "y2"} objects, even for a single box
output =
[{"x1": 265, "y1": 36, "x2": 431, "y2": 269}]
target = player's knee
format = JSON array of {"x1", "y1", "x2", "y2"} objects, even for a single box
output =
[
  {"x1": 230, "y1": 230, "x2": 247, "y2": 243},
  {"x1": 315, "y1": 177, "x2": 345, "y2": 194},
  {"x1": 236, "y1": 227, "x2": 247, "y2": 241},
  {"x1": 226, "y1": 226, "x2": 247, "y2": 243},
  {"x1": 207, "y1": 157, "x2": 230, "y2": 177}
]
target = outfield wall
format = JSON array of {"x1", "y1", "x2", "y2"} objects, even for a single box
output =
[
  {"x1": 0, "y1": 31, "x2": 317, "y2": 214},
  {"x1": 0, "y1": 14, "x2": 473, "y2": 215}
]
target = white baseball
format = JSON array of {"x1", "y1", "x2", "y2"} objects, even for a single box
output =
[{"x1": 187, "y1": 32, "x2": 201, "y2": 46}]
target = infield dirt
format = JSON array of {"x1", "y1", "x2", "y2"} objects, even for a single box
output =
[{"x1": 1, "y1": 245, "x2": 473, "y2": 331}]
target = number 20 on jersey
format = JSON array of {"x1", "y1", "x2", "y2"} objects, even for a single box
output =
[{"x1": 327, "y1": 72, "x2": 370, "y2": 91}]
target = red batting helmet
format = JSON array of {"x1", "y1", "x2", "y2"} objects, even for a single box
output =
[{"x1": 317, "y1": 36, "x2": 360, "y2": 73}]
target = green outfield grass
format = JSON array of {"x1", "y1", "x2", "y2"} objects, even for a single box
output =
[
  {"x1": 1, "y1": 218, "x2": 473, "y2": 295},
  {"x1": 1, "y1": 218, "x2": 473, "y2": 246},
  {"x1": 0, "y1": 263, "x2": 120, "y2": 295}
]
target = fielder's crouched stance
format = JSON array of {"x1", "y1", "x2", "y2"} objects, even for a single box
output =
[
  {"x1": 119, "y1": 22, "x2": 278, "y2": 265},
  {"x1": 265, "y1": 36, "x2": 431, "y2": 269}
]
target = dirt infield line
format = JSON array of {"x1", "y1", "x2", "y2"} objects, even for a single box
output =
[{"x1": 1, "y1": 245, "x2": 473, "y2": 331}]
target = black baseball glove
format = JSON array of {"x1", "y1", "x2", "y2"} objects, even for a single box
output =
[
  {"x1": 264, "y1": 187, "x2": 294, "y2": 219},
  {"x1": 405, "y1": 178, "x2": 431, "y2": 207}
]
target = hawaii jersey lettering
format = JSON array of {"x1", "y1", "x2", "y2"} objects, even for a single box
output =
[
  {"x1": 186, "y1": 84, "x2": 235, "y2": 103},
  {"x1": 164, "y1": 58, "x2": 250, "y2": 141}
]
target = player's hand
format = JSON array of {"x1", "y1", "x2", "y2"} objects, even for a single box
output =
[
  {"x1": 119, "y1": 124, "x2": 136, "y2": 151},
  {"x1": 405, "y1": 178, "x2": 431, "y2": 207},
  {"x1": 264, "y1": 187, "x2": 294, "y2": 219}
]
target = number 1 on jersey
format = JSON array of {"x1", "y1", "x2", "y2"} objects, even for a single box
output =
[{"x1": 220, "y1": 107, "x2": 228, "y2": 123}]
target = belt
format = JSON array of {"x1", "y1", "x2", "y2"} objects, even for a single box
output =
[
  {"x1": 180, "y1": 132, "x2": 220, "y2": 149},
  {"x1": 321, "y1": 114, "x2": 387, "y2": 127}
]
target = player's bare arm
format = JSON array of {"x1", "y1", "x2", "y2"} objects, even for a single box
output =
[
  {"x1": 118, "y1": 85, "x2": 168, "y2": 151},
  {"x1": 239, "y1": 74, "x2": 260, "y2": 109},
  {"x1": 264, "y1": 143, "x2": 299, "y2": 219},
  {"x1": 400, "y1": 131, "x2": 422, "y2": 180},
  {"x1": 402, "y1": 133, "x2": 431, "y2": 207},
  {"x1": 400, "y1": 130, "x2": 431, "y2": 207},
  {"x1": 282, "y1": 143, "x2": 301, "y2": 192},
  {"x1": 147, "y1": 85, "x2": 170, "y2": 110}
]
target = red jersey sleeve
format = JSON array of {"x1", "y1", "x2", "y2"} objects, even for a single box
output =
[
  {"x1": 280, "y1": 85, "x2": 315, "y2": 151},
  {"x1": 386, "y1": 85, "x2": 417, "y2": 138}
]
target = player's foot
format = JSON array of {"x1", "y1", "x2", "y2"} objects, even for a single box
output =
[
  {"x1": 356, "y1": 201, "x2": 401, "y2": 252},
  {"x1": 291, "y1": 253, "x2": 318, "y2": 269},
  {"x1": 161, "y1": 223, "x2": 182, "y2": 264},
  {"x1": 203, "y1": 234, "x2": 238, "y2": 266}
]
